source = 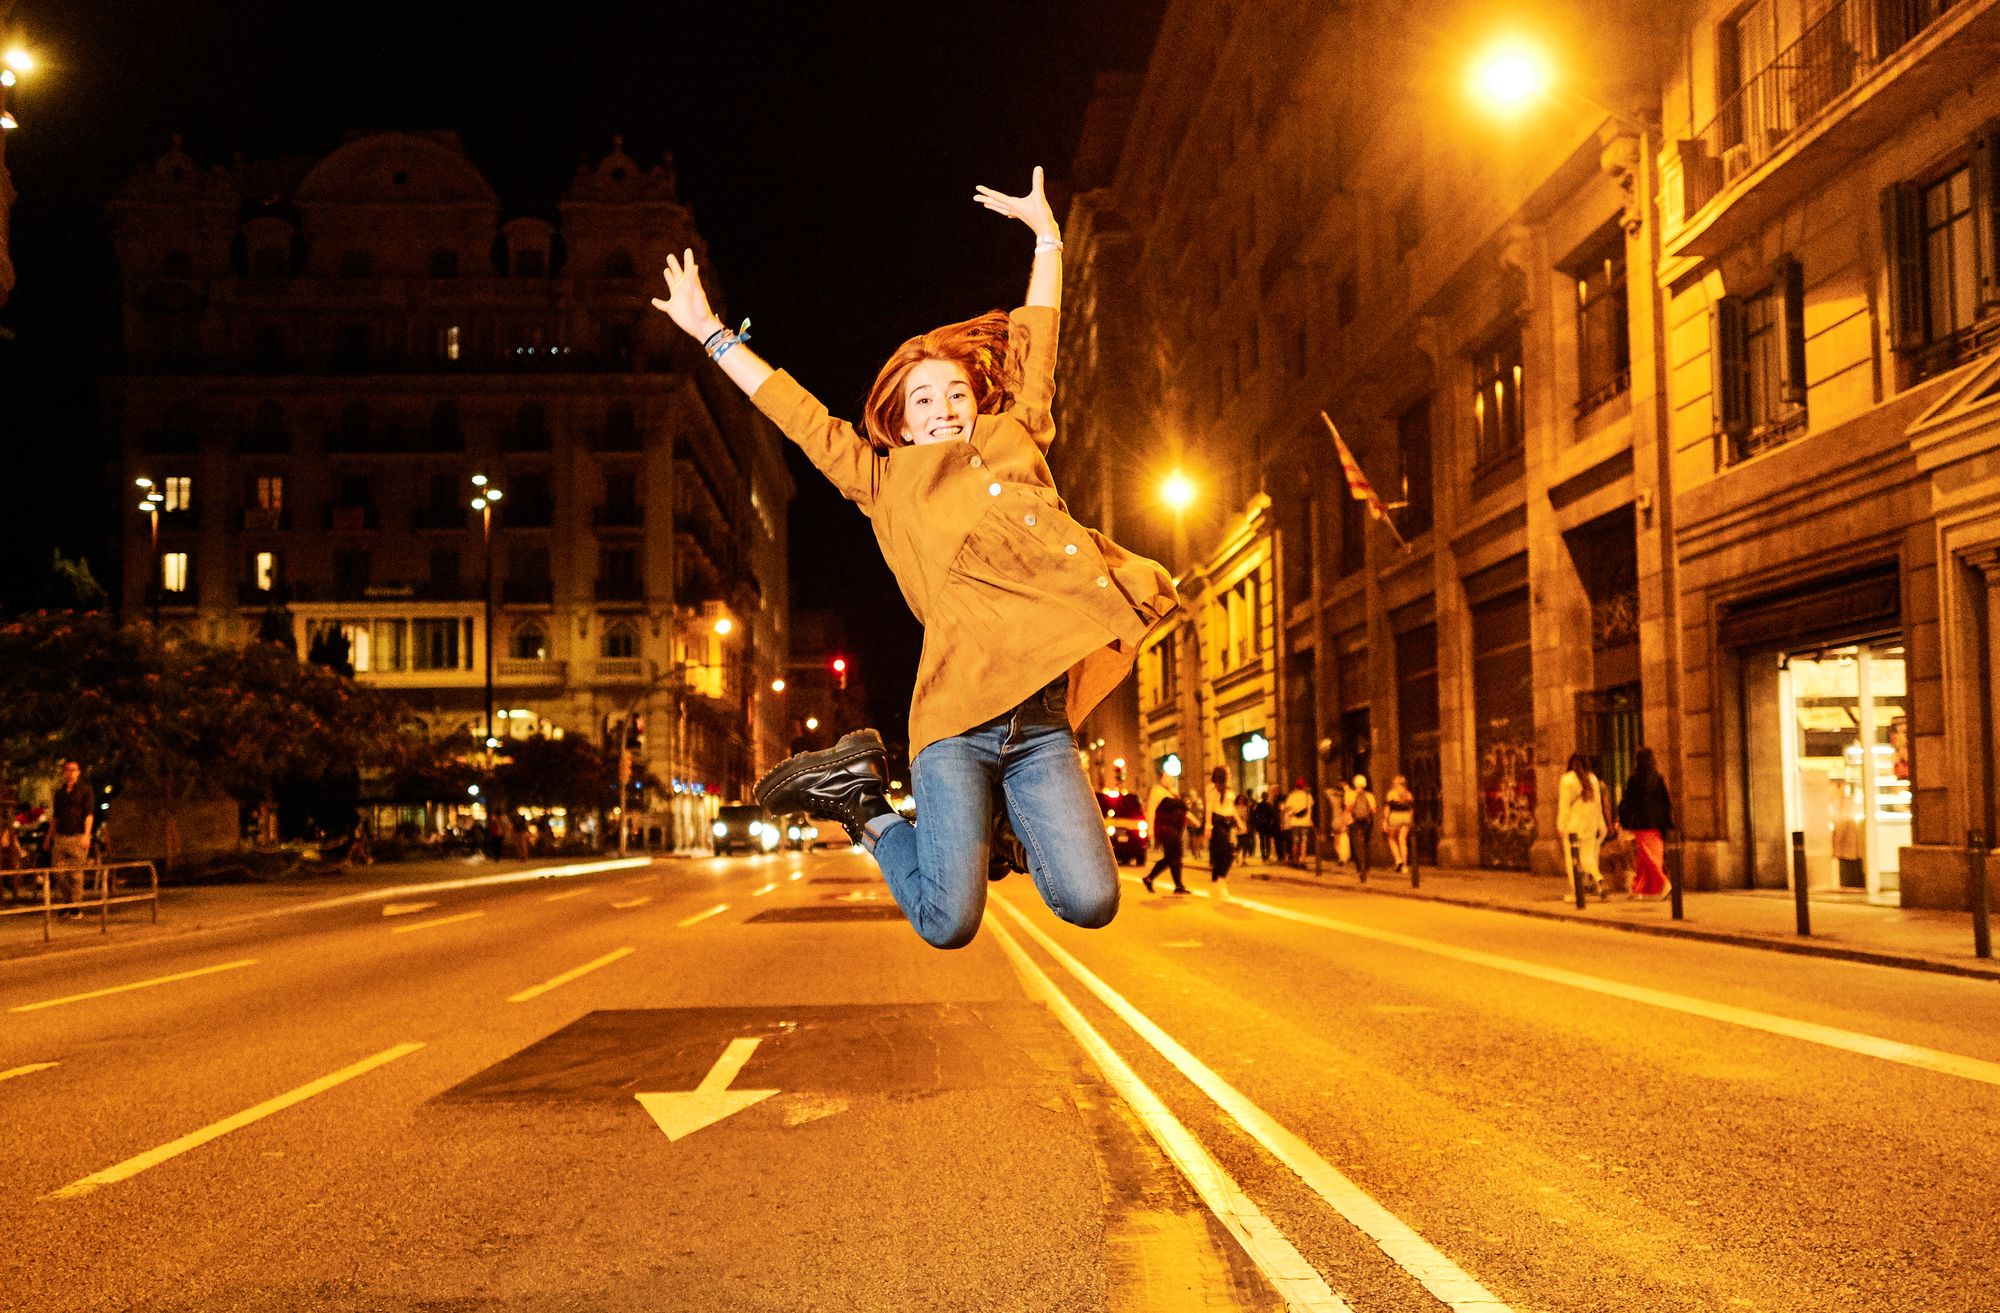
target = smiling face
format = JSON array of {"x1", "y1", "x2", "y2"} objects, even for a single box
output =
[{"x1": 900, "y1": 358, "x2": 977, "y2": 445}]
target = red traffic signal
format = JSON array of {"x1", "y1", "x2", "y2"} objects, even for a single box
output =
[{"x1": 832, "y1": 655, "x2": 848, "y2": 689}]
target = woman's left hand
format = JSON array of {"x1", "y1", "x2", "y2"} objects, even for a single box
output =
[{"x1": 975, "y1": 166, "x2": 1058, "y2": 241}]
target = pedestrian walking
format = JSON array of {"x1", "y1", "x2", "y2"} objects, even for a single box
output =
[
  {"x1": 1145, "y1": 771, "x2": 1177, "y2": 856},
  {"x1": 1557, "y1": 752, "x2": 1609, "y2": 897},
  {"x1": 44, "y1": 760, "x2": 93, "y2": 918},
  {"x1": 1204, "y1": 766, "x2": 1238, "y2": 886},
  {"x1": 1616, "y1": 746, "x2": 1675, "y2": 900},
  {"x1": 1143, "y1": 790, "x2": 1190, "y2": 893},
  {"x1": 1345, "y1": 774, "x2": 1377, "y2": 877},
  {"x1": 1384, "y1": 774, "x2": 1416, "y2": 872},
  {"x1": 1252, "y1": 791, "x2": 1279, "y2": 861},
  {"x1": 1283, "y1": 778, "x2": 1315, "y2": 866},
  {"x1": 0, "y1": 818, "x2": 24, "y2": 904},
  {"x1": 1234, "y1": 791, "x2": 1255, "y2": 862},
  {"x1": 660, "y1": 168, "x2": 1179, "y2": 950}
]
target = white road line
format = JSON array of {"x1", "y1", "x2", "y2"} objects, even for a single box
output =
[
  {"x1": 388, "y1": 911, "x2": 485, "y2": 935},
  {"x1": 624, "y1": 875, "x2": 661, "y2": 884},
  {"x1": 1, "y1": 1062, "x2": 59, "y2": 1082},
  {"x1": 9, "y1": 960, "x2": 258, "y2": 1014},
  {"x1": 544, "y1": 887, "x2": 595, "y2": 902},
  {"x1": 995, "y1": 897, "x2": 1511, "y2": 1313},
  {"x1": 789, "y1": 872, "x2": 804, "y2": 880},
  {"x1": 45, "y1": 1043, "x2": 423, "y2": 1201},
  {"x1": 610, "y1": 897, "x2": 653, "y2": 910},
  {"x1": 751, "y1": 883, "x2": 778, "y2": 896},
  {"x1": 1229, "y1": 895, "x2": 2000, "y2": 1087},
  {"x1": 677, "y1": 903, "x2": 729, "y2": 927},
  {"x1": 509, "y1": 947, "x2": 636, "y2": 1002},
  {"x1": 985, "y1": 913, "x2": 1350, "y2": 1313}
]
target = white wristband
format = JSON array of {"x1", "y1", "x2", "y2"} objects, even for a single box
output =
[{"x1": 1035, "y1": 235, "x2": 1064, "y2": 253}]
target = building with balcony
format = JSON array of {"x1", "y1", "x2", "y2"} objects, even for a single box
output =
[{"x1": 108, "y1": 132, "x2": 793, "y2": 845}]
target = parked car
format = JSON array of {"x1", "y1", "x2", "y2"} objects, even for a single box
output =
[
  {"x1": 712, "y1": 804, "x2": 779, "y2": 856},
  {"x1": 1097, "y1": 791, "x2": 1149, "y2": 865}
]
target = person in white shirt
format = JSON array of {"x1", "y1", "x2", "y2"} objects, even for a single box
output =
[
  {"x1": 1282, "y1": 779, "x2": 1314, "y2": 866},
  {"x1": 1204, "y1": 766, "x2": 1238, "y2": 885},
  {"x1": 1557, "y1": 752, "x2": 1609, "y2": 897}
]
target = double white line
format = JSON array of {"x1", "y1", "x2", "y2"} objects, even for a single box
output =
[{"x1": 988, "y1": 896, "x2": 1510, "y2": 1313}]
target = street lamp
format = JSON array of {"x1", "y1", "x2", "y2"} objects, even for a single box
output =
[
  {"x1": 469, "y1": 474, "x2": 503, "y2": 757},
  {"x1": 1161, "y1": 472, "x2": 1193, "y2": 510},
  {"x1": 1467, "y1": 37, "x2": 1550, "y2": 117},
  {"x1": 1, "y1": 45, "x2": 30, "y2": 133},
  {"x1": 135, "y1": 478, "x2": 163, "y2": 623}
]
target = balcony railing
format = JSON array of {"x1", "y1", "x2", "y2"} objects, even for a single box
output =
[
  {"x1": 1680, "y1": 0, "x2": 1954, "y2": 215},
  {"x1": 241, "y1": 507, "x2": 290, "y2": 531},
  {"x1": 592, "y1": 659, "x2": 647, "y2": 681},
  {"x1": 327, "y1": 505, "x2": 379, "y2": 532},
  {"x1": 497, "y1": 658, "x2": 566, "y2": 681}
]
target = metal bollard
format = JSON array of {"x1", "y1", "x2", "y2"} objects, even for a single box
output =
[
  {"x1": 1791, "y1": 829, "x2": 1811, "y2": 937},
  {"x1": 1669, "y1": 829, "x2": 1685, "y2": 921},
  {"x1": 1409, "y1": 835, "x2": 1420, "y2": 888},
  {"x1": 1972, "y1": 830, "x2": 1992, "y2": 961},
  {"x1": 1568, "y1": 834, "x2": 1586, "y2": 909}
]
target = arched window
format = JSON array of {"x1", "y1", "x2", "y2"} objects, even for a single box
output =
[
  {"x1": 512, "y1": 622, "x2": 548, "y2": 661},
  {"x1": 602, "y1": 248, "x2": 635, "y2": 278},
  {"x1": 162, "y1": 250, "x2": 193, "y2": 279},
  {"x1": 601, "y1": 621, "x2": 638, "y2": 659}
]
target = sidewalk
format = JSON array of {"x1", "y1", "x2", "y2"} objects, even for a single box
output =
[
  {"x1": 1169, "y1": 845, "x2": 2000, "y2": 982},
  {"x1": 0, "y1": 852, "x2": 682, "y2": 963}
]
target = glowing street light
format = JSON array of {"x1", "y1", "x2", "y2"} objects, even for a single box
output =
[
  {"x1": 771, "y1": 678, "x2": 785, "y2": 692},
  {"x1": 4, "y1": 50, "x2": 33, "y2": 73},
  {"x1": 714, "y1": 616, "x2": 733, "y2": 635},
  {"x1": 470, "y1": 474, "x2": 503, "y2": 758},
  {"x1": 1161, "y1": 472, "x2": 1193, "y2": 511},
  {"x1": 1468, "y1": 37, "x2": 1550, "y2": 117}
]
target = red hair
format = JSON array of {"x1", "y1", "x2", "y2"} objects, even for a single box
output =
[{"x1": 862, "y1": 310, "x2": 1018, "y2": 450}]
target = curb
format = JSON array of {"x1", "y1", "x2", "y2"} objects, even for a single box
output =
[{"x1": 1179, "y1": 859, "x2": 2000, "y2": 984}]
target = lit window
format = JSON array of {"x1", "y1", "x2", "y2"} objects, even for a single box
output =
[
  {"x1": 164, "y1": 476, "x2": 192, "y2": 512},
  {"x1": 256, "y1": 476, "x2": 283, "y2": 511},
  {"x1": 1472, "y1": 326, "x2": 1524, "y2": 464},
  {"x1": 436, "y1": 325, "x2": 461, "y2": 361},
  {"x1": 255, "y1": 552, "x2": 276, "y2": 591},
  {"x1": 161, "y1": 553, "x2": 189, "y2": 592}
]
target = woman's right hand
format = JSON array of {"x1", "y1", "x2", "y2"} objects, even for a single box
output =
[{"x1": 652, "y1": 249, "x2": 724, "y2": 341}]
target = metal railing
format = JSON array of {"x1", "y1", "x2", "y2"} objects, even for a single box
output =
[
  {"x1": 1682, "y1": 0, "x2": 1954, "y2": 215},
  {"x1": 0, "y1": 862, "x2": 160, "y2": 942}
]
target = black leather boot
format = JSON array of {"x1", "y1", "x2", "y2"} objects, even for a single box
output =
[
  {"x1": 754, "y1": 729, "x2": 896, "y2": 843},
  {"x1": 989, "y1": 804, "x2": 1029, "y2": 881}
]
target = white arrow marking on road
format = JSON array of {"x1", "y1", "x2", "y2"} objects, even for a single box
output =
[
  {"x1": 382, "y1": 902, "x2": 439, "y2": 917},
  {"x1": 634, "y1": 1038, "x2": 778, "y2": 1141}
]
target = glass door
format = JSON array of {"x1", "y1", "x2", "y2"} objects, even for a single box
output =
[{"x1": 1781, "y1": 642, "x2": 1907, "y2": 898}]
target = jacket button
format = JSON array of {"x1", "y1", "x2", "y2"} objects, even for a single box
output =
[
  {"x1": 1096, "y1": 576, "x2": 1109, "y2": 587},
  {"x1": 969, "y1": 455, "x2": 982, "y2": 468},
  {"x1": 1024, "y1": 513, "x2": 1036, "y2": 526},
  {"x1": 1065, "y1": 544, "x2": 1077, "y2": 555},
  {"x1": 988, "y1": 482, "x2": 1002, "y2": 496}
]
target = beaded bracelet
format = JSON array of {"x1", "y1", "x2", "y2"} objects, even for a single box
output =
[{"x1": 706, "y1": 318, "x2": 752, "y2": 361}]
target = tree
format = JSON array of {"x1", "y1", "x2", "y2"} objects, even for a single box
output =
[{"x1": 491, "y1": 734, "x2": 657, "y2": 839}]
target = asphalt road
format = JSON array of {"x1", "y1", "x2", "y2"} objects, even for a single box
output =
[{"x1": 3, "y1": 850, "x2": 1997, "y2": 1312}]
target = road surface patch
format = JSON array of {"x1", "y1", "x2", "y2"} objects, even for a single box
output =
[
  {"x1": 995, "y1": 895, "x2": 1513, "y2": 1312},
  {"x1": 388, "y1": 911, "x2": 485, "y2": 934},
  {"x1": 508, "y1": 947, "x2": 637, "y2": 1003},
  {"x1": 1, "y1": 1061, "x2": 59, "y2": 1082},
  {"x1": 1231, "y1": 895, "x2": 2000, "y2": 1087},
  {"x1": 44, "y1": 1042, "x2": 423, "y2": 1200},
  {"x1": 675, "y1": 903, "x2": 729, "y2": 926},
  {"x1": 9, "y1": 959, "x2": 257, "y2": 1013},
  {"x1": 746, "y1": 905, "x2": 904, "y2": 923}
]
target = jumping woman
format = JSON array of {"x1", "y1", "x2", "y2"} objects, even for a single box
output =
[{"x1": 651, "y1": 168, "x2": 1179, "y2": 948}]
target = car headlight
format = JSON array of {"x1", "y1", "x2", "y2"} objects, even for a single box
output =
[
  {"x1": 804, "y1": 825, "x2": 817, "y2": 839},
  {"x1": 748, "y1": 821, "x2": 763, "y2": 836},
  {"x1": 1106, "y1": 824, "x2": 1117, "y2": 838},
  {"x1": 711, "y1": 821, "x2": 727, "y2": 838},
  {"x1": 1138, "y1": 822, "x2": 1147, "y2": 835},
  {"x1": 760, "y1": 828, "x2": 780, "y2": 850},
  {"x1": 788, "y1": 826, "x2": 800, "y2": 841}
]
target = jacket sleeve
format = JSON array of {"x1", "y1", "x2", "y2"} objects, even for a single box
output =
[
  {"x1": 749, "y1": 370, "x2": 878, "y2": 512},
  {"x1": 1005, "y1": 305, "x2": 1060, "y2": 453}
]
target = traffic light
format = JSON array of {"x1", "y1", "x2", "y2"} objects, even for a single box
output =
[{"x1": 832, "y1": 656, "x2": 847, "y2": 690}]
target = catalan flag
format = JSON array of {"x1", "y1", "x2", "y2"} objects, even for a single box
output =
[{"x1": 1321, "y1": 411, "x2": 1410, "y2": 552}]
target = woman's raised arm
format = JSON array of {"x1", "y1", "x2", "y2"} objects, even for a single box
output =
[
  {"x1": 974, "y1": 166, "x2": 1061, "y2": 313},
  {"x1": 652, "y1": 250, "x2": 776, "y2": 397}
]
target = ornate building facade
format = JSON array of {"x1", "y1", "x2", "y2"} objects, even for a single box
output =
[{"x1": 107, "y1": 131, "x2": 792, "y2": 846}]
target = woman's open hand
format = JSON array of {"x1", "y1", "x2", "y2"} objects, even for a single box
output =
[
  {"x1": 652, "y1": 249, "x2": 723, "y2": 340},
  {"x1": 974, "y1": 166, "x2": 1058, "y2": 241}
]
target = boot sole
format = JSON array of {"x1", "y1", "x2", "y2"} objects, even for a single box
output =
[{"x1": 753, "y1": 731, "x2": 885, "y2": 811}]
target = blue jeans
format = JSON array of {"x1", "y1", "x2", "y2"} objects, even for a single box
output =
[{"x1": 868, "y1": 676, "x2": 1119, "y2": 949}]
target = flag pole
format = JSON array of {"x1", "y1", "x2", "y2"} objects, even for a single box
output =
[{"x1": 1320, "y1": 412, "x2": 1410, "y2": 553}]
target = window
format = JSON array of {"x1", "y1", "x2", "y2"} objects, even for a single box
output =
[
  {"x1": 412, "y1": 618, "x2": 465, "y2": 671},
  {"x1": 163, "y1": 476, "x2": 193, "y2": 512},
  {"x1": 256, "y1": 476, "x2": 283, "y2": 511},
  {"x1": 1472, "y1": 326, "x2": 1525, "y2": 465},
  {"x1": 1883, "y1": 129, "x2": 2000, "y2": 379},
  {"x1": 1574, "y1": 245, "x2": 1631, "y2": 416},
  {"x1": 429, "y1": 250, "x2": 459, "y2": 278},
  {"x1": 1712, "y1": 258, "x2": 1806, "y2": 463},
  {"x1": 340, "y1": 249, "x2": 373, "y2": 278},
  {"x1": 1396, "y1": 397, "x2": 1434, "y2": 539},
  {"x1": 512, "y1": 622, "x2": 548, "y2": 661},
  {"x1": 161, "y1": 553, "x2": 189, "y2": 592},
  {"x1": 605, "y1": 471, "x2": 637, "y2": 508},
  {"x1": 599, "y1": 546, "x2": 641, "y2": 599},
  {"x1": 341, "y1": 403, "x2": 372, "y2": 447},
  {"x1": 429, "y1": 401, "x2": 461, "y2": 445},
  {"x1": 373, "y1": 619, "x2": 405, "y2": 671},
  {"x1": 337, "y1": 326, "x2": 368, "y2": 370},
  {"x1": 1715, "y1": 0, "x2": 1778, "y2": 155},
  {"x1": 333, "y1": 549, "x2": 371, "y2": 590},
  {"x1": 429, "y1": 548, "x2": 460, "y2": 593},
  {"x1": 254, "y1": 551, "x2": 278, "y2": 592},
  {"x1": 1924, "y1": 167, "x2": 1982, "y2": 345},
  {"x1": 254, "y1": 326, "x2": 284, "y2": 370},
  {"x1": 603, "y1": 401, "x2": 638, "y2": 450},
  {"x1": 602, "y1": 621, "x2": 638, "y2": 659},
  {"x1": 436, "y1": 325, "x2": 461, "y2": 361}
]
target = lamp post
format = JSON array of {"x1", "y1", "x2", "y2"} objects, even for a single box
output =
[
  {"x1": 469, "y1": 475, "x2": 503, "y2": 762},
  {"x1": 0, "y1": 24, "x2": 33, "y2": 310},
  {"x1": 135, "y1": 478, "x2": 163, "y2": 624}
]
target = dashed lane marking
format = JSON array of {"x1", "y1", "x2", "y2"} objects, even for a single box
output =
[
  {"x1": 545, "y1": 887, "x2": 594, "y2": 902},
  {"x1": 677, "y1": 904, "x2": 730, "y2": 927},
  {"x1": 10, "y1": 960, "x2": 258, "y2": 1014},
  {"x1": 1228, "y1": 895, "x2": 2000, "y2": 1088},
  {"x1": 984, "y1": 912, "x2": 1352, "y2": 1313},
  {"x1": 388, "y1": 911, "x2": 485, "y2": 935},
  {"x1": 44, "y1": 1043, "x2": 423, "y2": 1200},
  {"x1": 509, "y1": 947, "x2": 636, "y2": 1003},
  {"x1": 752, "y1": 884, "x2": 778, "y2": 896},
  {"x1": 610, "y1": 897, "x2": 653, "y2": 910},
  {"x1": 995, "y1": 896, "x2": 1512, "y2": 1312},
  {"x1": 381, "y1": 902, "x2": 438, "y2": 917},
  {"x1": 1, "y1": 1062, "x2": 59, "y2": 1082}
]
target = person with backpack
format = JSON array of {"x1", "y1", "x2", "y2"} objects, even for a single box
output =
[
  {"x1": 1143, "y1": 789, "x2": 1191, "y2": 894},
  {"x1": 1345, "y1": 774, "x2": 1377, "y2": 877}
]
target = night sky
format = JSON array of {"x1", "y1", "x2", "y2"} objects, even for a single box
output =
[{"x1": 0, "y1": 0, "x2": 1165, "y2": 730}]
